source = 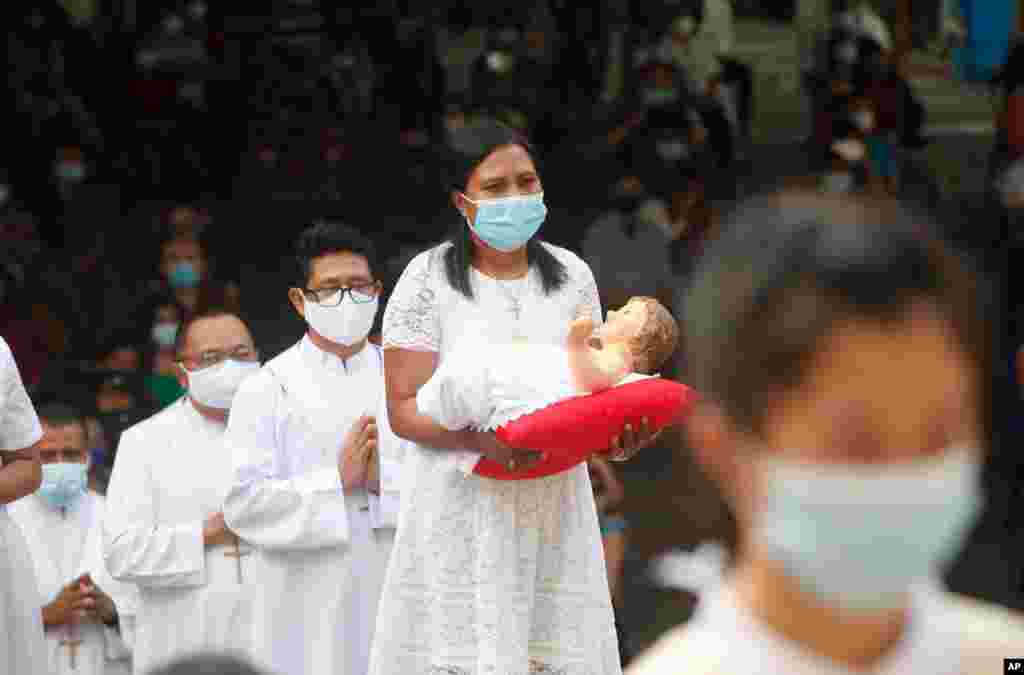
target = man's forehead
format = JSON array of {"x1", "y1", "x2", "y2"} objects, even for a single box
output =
[
  {"x1": 310, "y1": 252, "x2": 372, "y2": 280},
  {"x1": 42, "y1": 422, "x2": 86, "y2": 443},
  {"x1": 188, "y1": 316, "x2": 252, "y2": 350}
]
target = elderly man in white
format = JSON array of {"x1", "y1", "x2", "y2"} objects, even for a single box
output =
[
  {"x1": 9, "y1": 401, "x2": 135, "y2": 675},
  {"x1": 223, "y1": 221, "x2": 394, "y2": 675},
  {"x1": 103, "y1": 311, "x2": 261, "y2": 674}
]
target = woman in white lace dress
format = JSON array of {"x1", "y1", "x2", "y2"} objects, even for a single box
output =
[
  {"x1": 369, "y1": 122, "x2": 658, "y2": 675},
  {"x1": 0, "y1": 337, "x2": 49, "y2": 674}
]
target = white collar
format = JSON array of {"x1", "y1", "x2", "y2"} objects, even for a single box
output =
[
  {"x1": 298, "y1": 335, "x2": 378, "y2": 375},
  {"x1": 693, "y1": 579, "x2": 957, "y2": 675}
]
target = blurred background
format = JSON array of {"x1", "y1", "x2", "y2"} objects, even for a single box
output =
[{"x1": 4, "y1": 0, "x2": 1024, "y2": 664}]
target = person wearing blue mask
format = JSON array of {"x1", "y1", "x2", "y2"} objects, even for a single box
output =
[
  {"x1": 628, "y1": 192, "x2": 1024, "y2": 675},
  {"x1": 369, "y1": 120, "x2": 659, "y2": 675},
  {"x1": 7, "y1": 402, "x2": 136, "y2": 675}
]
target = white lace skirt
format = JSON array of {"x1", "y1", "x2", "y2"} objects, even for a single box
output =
[
  {"x1": 0, "y1": 508, "x2": 48, "y2": 675},
  {"x1": 369, "y1": 445, "x2": 622, "y2": 675}
]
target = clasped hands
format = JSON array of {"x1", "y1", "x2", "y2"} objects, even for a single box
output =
[
  {"x1": 338, "y1": 414, "x2": 379, "y2": 491},
  {"x1": 43, "y1": 573, "x2": 116, "y2": 628},
  {"x1": 476, "y1": 417, "x2": 661, "y2": 472}
]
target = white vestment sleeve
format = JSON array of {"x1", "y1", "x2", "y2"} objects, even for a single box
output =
[
  {"x1": 0, "y1": 337, "x2": 43, "y2": 450},
  {"x1": 103, "y1": 424, "x2": 207, "y2": 588},
  {"x1": 223, "y1": 372, "x2": 350, "y2": 551},
  {"x1": 370, "y1": 386, "x2": 403, "y2": 530},
  {"x1": 81, "y1": 502, "x2": 135, "y2": 662}
]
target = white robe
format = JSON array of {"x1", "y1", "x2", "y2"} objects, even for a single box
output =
[
  {"x1": 9, "y1": 491, "x2": 134, "y2": 675},
  {"x1": 627, "y1": 578, "x2": 1024, "y2": 675},
  {"x1": 0, "y1": 336, "x2": 49, "y2": 675},
  {"x1": 103, "y1": 399, "x2": 256, "y2": 674},
  {"x1": 223, "y1": 337, "x2": 393, "y2": 675},
  {"x1": 370, "y1": 242, "x2": 621, "y2": 675}
]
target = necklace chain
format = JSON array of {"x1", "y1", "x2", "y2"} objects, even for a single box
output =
[{"x1": 496, "y1": 277, "x2": 526, "y2": 320}]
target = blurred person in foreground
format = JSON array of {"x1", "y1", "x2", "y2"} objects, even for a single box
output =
[
  {"x1": 628, "y1": 192, "x2": 1024, "y2": 674},
  {"x1": 0, "y1": 336, "x2": 48, "y2": 673},
  {"x1": 8, "y1": 402, "x2": 136, "y2": 675},
  {"x1": 150, "y1": 653, "x2": 267, "y2": 675},
  {"x1": 103, "y1": 312, "x2": 261, "y2": 674}
]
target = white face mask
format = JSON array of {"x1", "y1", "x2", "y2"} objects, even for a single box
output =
[
  {"x1": 852, "y1": 109, "x2": 875, "y2": 131},
  {"x1": 754, "y1": 447, "x2": 982, "y2": 613},
  {"x1": 303, "y1": 292, "x2": 379, "y2": 346},
  {"x1": 822, "y1": 171, "x2": 855, "y2": 193},
  {"x1": 184, "y1": 359, "x2": 260, "y2": 409}
]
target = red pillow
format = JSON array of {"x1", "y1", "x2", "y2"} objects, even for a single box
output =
[{"x1": 474, "y1": 378, "x2": 698, "y2": 480}]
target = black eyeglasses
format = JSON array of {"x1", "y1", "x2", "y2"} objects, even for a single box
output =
[
  {"x1": 303, "y1": 281, "x2": 381, "y2": 307},
  {"x1": 178, "y1": 345, "x2": 258, "y2": 371}
]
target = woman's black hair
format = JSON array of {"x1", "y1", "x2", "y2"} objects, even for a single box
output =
[
  {"x1": 442, "y1": 120, "x2": 568, "y2": 300},
  {"x1": 685, "y1": 191, "x2": 987, "y2": 439}
]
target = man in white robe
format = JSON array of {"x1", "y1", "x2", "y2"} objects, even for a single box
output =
[
  {"x1": 1, "y1": 336, "x2": 50, "y2": 675},
  {"x1": 103, "y1": 312, "x2": 262, "y2": 674},
  {"x1": 223, "y1": 222, "x2": 392, "y2": 675},
  {"x1": 9, "y1": 402, "x2": 135, "y2": 675}
]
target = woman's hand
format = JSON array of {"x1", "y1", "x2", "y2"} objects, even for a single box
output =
[
  {"x1": 608, "y1": 417, "x2": 661, "y2": 462},
  {"x1": 473, "y1": 432, "x2": 544, "y2": 472}
]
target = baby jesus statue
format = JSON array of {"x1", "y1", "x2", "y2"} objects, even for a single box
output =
[{"x1": 416, "y1": 296, "x2": 680, "y2": 476}]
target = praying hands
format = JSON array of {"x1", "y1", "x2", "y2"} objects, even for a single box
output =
[{"x1": 42, "y1": 573, "x2": 117, "y2": 628}]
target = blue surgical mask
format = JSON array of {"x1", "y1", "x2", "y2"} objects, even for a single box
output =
[
  {"x1": 462, "y1": 192, "x2": 547, "y2": 252},
  {"x1": 168, "y1": 261, "x2": 200, "y2": 289},
  {"x1": 754, "y1": 447, "x2": 981, "y2": 614},
  {"x1": 38, "y1": 462, "x2": 88, "y2": 511},
  {"x1": 152, "y1": 321, "x2": 179, "y2": 347}
]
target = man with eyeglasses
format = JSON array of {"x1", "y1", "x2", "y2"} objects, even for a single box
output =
[
  {"x1": 222, "y1": 222, "x2": 393, "y2": 675},
  {"x1": 103, "y1": 311, "x2": 261, "y2": 674}
]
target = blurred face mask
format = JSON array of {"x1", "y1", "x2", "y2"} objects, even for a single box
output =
[
  {"x1": 168, "y1": 261, "x2": 200, "y2": 289},
  {"x1": 462, "y1": 192, "x2": 548, "y2": 252},
  {"x1": 38, "y1": 462, "x2": 88, "y2": 510},
  {"x1": 852, "y1": 109, "x2": 876, "y2": 132},
  {"x1": 753, "y1": 447, "x2": 982, "y2": 614},
  {"x1": 822, "y1": 171, "x2": 855, "y2": 193},
  {"x1": 183, "y1": 358, "x2": 260, "y2": 409},
  {"x1": 152, "y1": 321, "x2": 179, "y2": 347},
  {"x1": 303, "y1": 292, "x2": 379, "y2": 346},
  {"x1": 56, "y1": 161, "x2": 86, "y2": 183}
]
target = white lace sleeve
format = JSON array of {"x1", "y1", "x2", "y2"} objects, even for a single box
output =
[
  {"x1": 382, "y1": 249, "x2": 442, "y2": 352},
  {"x1": 575, "y1": 261, "x2": 603, "y2": 326}
]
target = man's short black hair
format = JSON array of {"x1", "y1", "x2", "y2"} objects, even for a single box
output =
[
  {"x1": 36, "y1": 402, "x2": 87, "y2": 439},
  {"x1": 685, "y1": 191, "x2": 985, "y2": 437},
  {"x1": 292, "y1": 221, "x2": 379, "y2": 290}
]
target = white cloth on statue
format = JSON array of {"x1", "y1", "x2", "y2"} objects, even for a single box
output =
[
  {"x1": 369, "y1": 242, "x2": 622, "y2": 675},
  {"x1": 626, "y1": 577, "x2": 1024, "y2": 675},
  {"x1": 0, "y1": 336, "x2": 49, "y2": 675},
  {"x1": 9, "y1": 492, "x2": 135, "y2": 675},
  {"x1": 417, "y1": 337, "x2": 655, "y2": 473},
  {"x1": 103, "y1": 399, "x2": 256, "y2": 674},
  {"x1": 223, "y1": 338, "x2": 391, "y2": 675}
]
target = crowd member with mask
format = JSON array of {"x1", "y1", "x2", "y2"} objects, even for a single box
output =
[
  {"x1": 222, "y1": 221, "x2": 392, "y2": 675},
  {"x1": 369, "y1": 121, "x2": 656, "y2": 675},
  {"x1": 103, "y1": 312, "x2": 261, "y2": 674},
  {"x1": 8, "y1": 402, "x2": 135, "y2": 675},
  {"x1": 628, "y1": 192, "x2": 1024, "y2": 674},
  {"x1": 0, "y1": 336, "x2": 48, "y2": 674},
  {"x1": 583, "y1": 175, "x2": 677, "y2": 312}
]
